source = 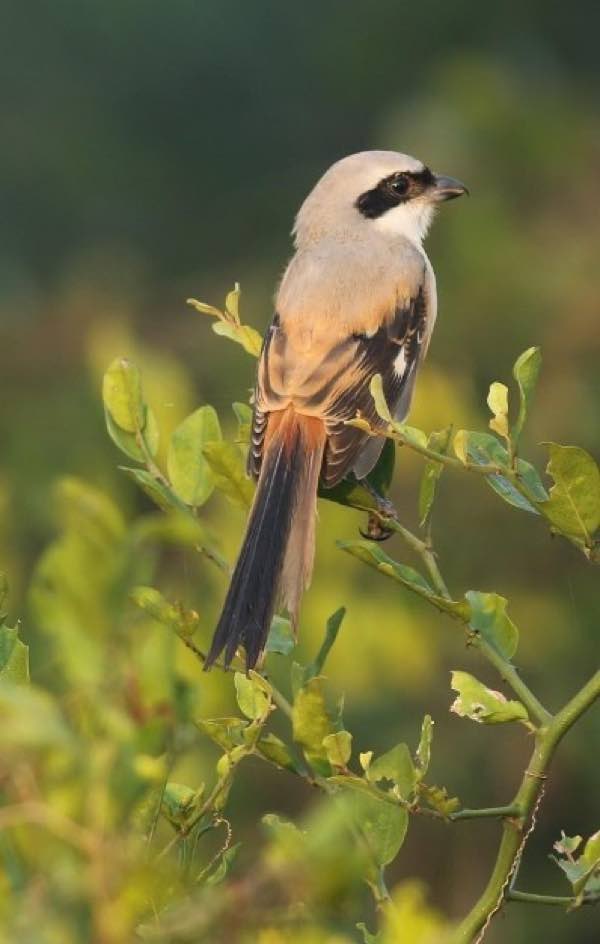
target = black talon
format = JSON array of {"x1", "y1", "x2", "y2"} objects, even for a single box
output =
[{"x1": 360, "y1": 512, "x2": 395, "y2": 542}]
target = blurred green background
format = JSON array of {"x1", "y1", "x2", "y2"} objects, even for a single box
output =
[{"x1": 1, "y1": 2, "x2": 599, "y2": 942}]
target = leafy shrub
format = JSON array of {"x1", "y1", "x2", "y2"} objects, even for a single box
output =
[{"x1": 1, "y1": 287, "x2": 598, "y2": 943}]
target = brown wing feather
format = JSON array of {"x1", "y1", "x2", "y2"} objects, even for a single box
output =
[{"x1": 250, "y1": 288, "x2": 427, "y2": 487}]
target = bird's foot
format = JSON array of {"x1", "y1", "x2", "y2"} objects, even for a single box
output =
[{"x1": 358, "y1": 481, "x2": 398, "y2": 542}]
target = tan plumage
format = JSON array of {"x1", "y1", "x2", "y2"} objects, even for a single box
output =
[{"x1": 207, "y1": 150, "x2": 467, "y2": 670}]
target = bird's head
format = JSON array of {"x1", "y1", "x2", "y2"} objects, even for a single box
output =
[{"x1": 293, "y1": 150, "x2": 467, "y2": 249}]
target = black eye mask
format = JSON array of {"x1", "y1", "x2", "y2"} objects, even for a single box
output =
[{"x1": 355, "y1": 168, "x2": 435, "y2": 219}]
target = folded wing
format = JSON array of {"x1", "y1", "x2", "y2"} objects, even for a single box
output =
[{"x1": 250, "y1": 285, "x2": 429, "y2": 488}]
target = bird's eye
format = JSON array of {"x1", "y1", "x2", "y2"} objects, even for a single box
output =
[{"x1": 391, "y1": 174, "x2": 410, "y2": 196}]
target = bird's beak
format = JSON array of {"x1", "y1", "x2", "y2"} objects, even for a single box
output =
[{"x1": 431, "y1": 174, "x2": 469, "y2": 202}]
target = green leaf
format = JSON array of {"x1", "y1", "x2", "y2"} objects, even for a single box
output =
[
  {"x1": 161, "y1": 782, "x2": 204, "y2": 828},
  {"x1": 195, "y1": 717, "x2": 247, "y2": 751},
  {"x1": 349, "y1": 789, "x2": 408, "y2": 867},
  {"x1": 418, "y1": 429, "x2": 451, "y2": 525},
  {"x1": 322, "y1": 731, "x2": 352, "y2": 769},
  {"x1": 466, "y1": 590, "x2": 519, "y2": 660},
  {"x1": 292, "y1": 676, "x2": 332, "y2": 762},
  {"x1": 416, "y1": 715, "x2": 434, "y2": 778},
  {"x1": 225, "y1": 283, "x2": 241, "y2": 323},
  {"x1": 487, "y1": 381, "x2": 510, "y2": 440},
  {"x1": 540, "y1": 443, "x2": 600, "y2": 542},
  {"x1": 102, "y1": 357, "x2": 145, "y2": 432},
  {"x1": 0, "y1": 573, "x2": 8, "y2": 618},
  {"x1": 450, "y1": 670, "x2": 529, "y2": 725},
  {"x1": 420, "y1": 783, "x2": 460, "y2": 817},
  {"x1": 454, "y1": 430, "x2": 548, "y2": 514},
  {"x1": 105, "y1": 405, "x2": 159, "y2": 461},
  {"x1": 370, "y1": 374, "x2": 392, "y2": 423},
  {"x1": 202, "y1": 441, "x2": 254, "y2": 509},
  {"x1": 453, "y1": 429, "x2": 470, "y2": 464},
  {"x1": 340, "y1": 541, "x2": 431, "y2": 593},
  {"x1": 304, "y1": 607, "x2": 346, "y2": 681},
  {"x1": 167, "y1": 406, "x2": 222, "y2": 506},
  {"x1": 262, "y1": 813, "x2": 306, "y2": 857},
  {"x1": 0, "y1": 624, "x2": 29, "y2": 684},
  {"x1": 266, "y1": 615, "x2": 295, "y2": 655},
  {"x1": 394, "y1": 422, "x2": 428, "y2": 449},
  {"x1": 234, "y1": 671, "x2": 271, "y2": 720},
  {"x1": 369, "y1": 376, "x2": 427, "y2": 446},
  {"x1": 338, "y1": 541, "x2": 467, "y2": 619},
  {"x1": 255, "y1": 733, "x2": 297, "y2": 771},
  {"x1": 130, "y1": 586, "x2": 200, "y2": 638},
  {"x1": 553, "y1": 832, "x2": 583, "y2": 857},
  {"x1": 576, "y1": 831, "x2": 600, "y2": 897},
  {"x1": 359, "y1": 751, "x2": 373, "y2": 773},
  {"x1": 367, "y1": 743, "x2": 417, "y2": 799},
  {"x1": 356, "y1": 922, "x2": 381, "y2": 944},
  {"x1": 212, "y1": 320, "x2": 263, "y2": 357},
  {"x1": 552, "y1": 828, "x2": 600, "y2": 903},
  {"x1": 233, "y1": 402, "x2": 252, "y2": 445},
  {"x1": 120, "y1": 467, "x2": 186, "y2": 513},
  {"x1": 512, "y1": 346, "x2": 542, "y2": 443},
  {"x1": 188, "y1": 286, "x2": 262, "y2": 356},
  {"x1": 187, "y1": 297, "x2": 224, "y2": 318}
]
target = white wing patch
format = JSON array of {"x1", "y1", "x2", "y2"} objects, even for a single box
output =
[{"x1": 394, "y1": 347, "x2": 407, "y2": 377}]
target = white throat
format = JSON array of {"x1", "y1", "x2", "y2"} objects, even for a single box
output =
[{"x1": 372, "y1": 202, "x2": 436, "y2": 246}]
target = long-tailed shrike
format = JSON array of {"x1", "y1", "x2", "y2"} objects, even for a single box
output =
[{"x1": 206, "y1": 151, "x2": 467, "y2": 670}]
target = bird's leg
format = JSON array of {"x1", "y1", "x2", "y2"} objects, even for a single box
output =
[{"x1": 357, "y1": 477, "x2": 398, "y2": 542}]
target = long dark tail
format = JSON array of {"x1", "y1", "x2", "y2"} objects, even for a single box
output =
[{"x1": 205, "y1": 407, "x2": 326, "y2": 671}]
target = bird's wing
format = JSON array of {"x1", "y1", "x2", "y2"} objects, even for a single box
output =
[
  {"x1": 321, "y1": 286, "x2": 428, "y2": 485},
  {"x1": 249, "y1": 285, "x2": 429, "y2": 487}
]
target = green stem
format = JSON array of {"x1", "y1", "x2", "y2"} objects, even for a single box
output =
[
  {"x1": 508, "y1": 889, "x2": 600, "y2": 907},
  {"x1": 383, "y1": 424, "x2": 589, "y2": 557},
  {"x1": 473, "y1": 637, "x2": 552, "y2": 727},
  {"x1": 450, "y1": 670, "x2": 600, "y2": 943},
  {"x1": 384, "y1": 518, "x2": 451, "y2": 599},
  {"x1": 157, "y1": 769, "x2": 233, "y2": 861},
  {"x1": 449, "y1": 805, "x2": 520, "y2": 822},
  {"x1": 381, "y1": 514, "x2": 551, "y2": 726},
  {"x1": 269, "y1": 686, "x2": 294, "y2": 720}
]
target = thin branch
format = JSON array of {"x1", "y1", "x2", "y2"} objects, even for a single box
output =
[
  {"x1": 377, "y1": 423, "x2": 590, "y2": 557},
  {"x1": 379, "y1": 513, "x2": 552, "y2": 727},
  {"x1": 508, "y1": 889, "x2": 600, "y2": 907},
  {"x1": 473, "y1": 636, "x2": 552, "y2": 727},
  {"x1": 449, "y1": 805, "x2": 521, "y2": 822}
]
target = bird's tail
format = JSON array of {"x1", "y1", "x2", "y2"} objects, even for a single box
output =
[{"x1": 205, "y1": 406, "x2": 326, "y2": 670}]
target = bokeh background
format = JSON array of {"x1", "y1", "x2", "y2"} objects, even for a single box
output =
[{"x1": 1, "y1": 2, "x2": 599, "y2": 942}]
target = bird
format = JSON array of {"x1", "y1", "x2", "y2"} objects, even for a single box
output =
[{"x1": 205, "y1": 150, "x2": 467, "y2": 671}]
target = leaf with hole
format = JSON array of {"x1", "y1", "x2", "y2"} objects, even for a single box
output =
[
  {"x1": 366, "y1": 743, "x2": 417, "y2": 800},
  {"x1": 450, "y1": 671, "x2": 529, "y2": 725},
  {"x1": 540, "y1": 443, "x2": 600, "y2": 542}
]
